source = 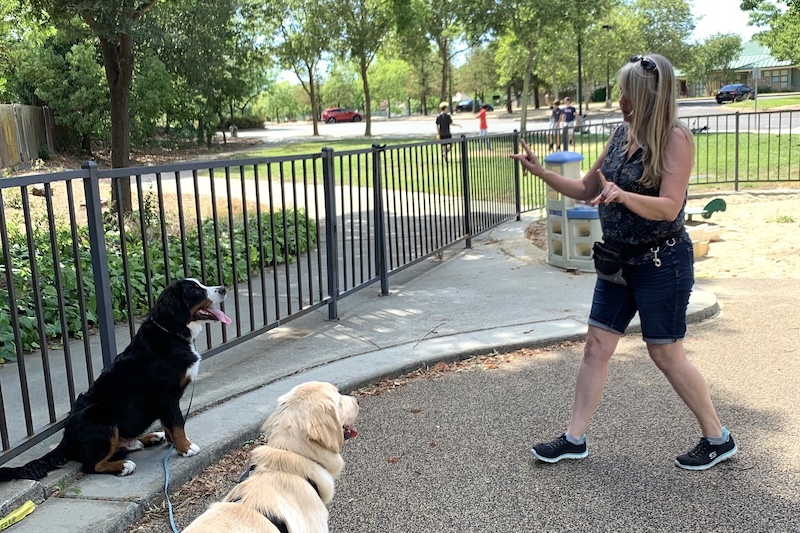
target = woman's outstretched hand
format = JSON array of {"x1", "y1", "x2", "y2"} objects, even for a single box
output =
[
  {"x1": 510, "y1": 139, "x2": 545, "y2": 177},
  {"x1": 592, "y1": 170, "x2": 626, "y2": 206}
]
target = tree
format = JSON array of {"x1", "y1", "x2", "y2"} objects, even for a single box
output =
[
  {"x1": 25, "y1": 0, "x2": 160, "y2": 212},
  {"x1": 389, "y1": 0, "x2": 437, "y2": 114},
  {"x1": 141, "y1": 0, "x2": 270, "y2": 147},
  {"x1": 455, "y1": 44, "x2": 499, "y2": 105},
  {"x1": 684, "y1": 34, "x2": 743, "y2": 95},
  {"x1": 480, "y1": 0, "x2": 563, "y2": 132},
  {"x1": 16, "y1": 35, "x2": 109, "y2": 152},
  {"x1": 321, "y1": 63, "x2": 363, "y2": 110},
  {"x1": 253, "y1": 80, "x2": 302, "y2": 122},
  {"x1": 268, "y1": 0, "x2": 337, "y2": 136},
  {"x1": 369, "y1": 55, "x2": 411, "y2": 117},
  {"x1": 634, "y1": 0, "x2": 695, "y2": 67},
  {"x1": 333, "y1": 0, "x2": 396, "y2": 136},
  {"x1": 742, "y1": 0, "x2": 800, "y2": 66}
]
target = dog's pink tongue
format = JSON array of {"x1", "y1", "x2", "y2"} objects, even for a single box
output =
[
  {"x1": 344, "y1": 425, "x2": 358, "y2": 440},
  {"x1": 208, "y1": 308, "x2": 232, "y2": 325}
]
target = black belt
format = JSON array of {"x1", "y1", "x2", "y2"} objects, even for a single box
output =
[{"x1": 614, "y1": 231, "x2": 685, "y2": 261}]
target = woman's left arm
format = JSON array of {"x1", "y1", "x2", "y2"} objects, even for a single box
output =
[{"x1": 594, "y1": 128, "x2": 692, "y2": 221}]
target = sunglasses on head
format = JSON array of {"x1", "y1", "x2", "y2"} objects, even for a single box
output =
[{"x1": 630, "y1": 54, "x2": 659, "y2": 81}]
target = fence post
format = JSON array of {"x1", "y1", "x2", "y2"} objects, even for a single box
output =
[
  {"x1": 321, "y1": 148, "x2": 340, "y2": 320},
  {"x1": 460, "y1": 135, "x2": 472, "y2": 248},
  {"x1": 513, "y1": 129, "x2": 521, "y2": 220},
  {"x1": 734, "y1": 112, "x2": 740, "y2": 192},
  {"x1": 82, "y1": 161, "x2": 117, "y2": 369},
  {"x1": 371, "y1": 144, "x2": 390, "y2": 296}
]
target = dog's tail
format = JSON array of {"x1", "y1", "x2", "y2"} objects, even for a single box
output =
[{"x1": 0, "y1": 441, "x2": 69, "y2": 482}]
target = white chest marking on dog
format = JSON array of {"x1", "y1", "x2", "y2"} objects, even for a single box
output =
[
  {"x1": 185, "y1": 345, "x2": 202, "y2": 383},
  {"x1": 187, "y1": 322, "x2": 203, "y2": 340}
]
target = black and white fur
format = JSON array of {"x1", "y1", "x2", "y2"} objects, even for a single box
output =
[{"x1": 0, "y1": 278, "x2": 229, "y2": 481}]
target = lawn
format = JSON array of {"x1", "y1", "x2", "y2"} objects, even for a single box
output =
[{"x1": 726, "y1": 95, "x2": 800, "y2": 111}]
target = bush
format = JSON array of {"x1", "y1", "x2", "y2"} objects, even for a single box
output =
[
  {"x1": 229, "y1": 116, "x2": 266, "y2": 130},
  {"x1": 38, "y1": 145, "x2": 52, "y2": 161},
  {"x1": 0, "y1": 207, "x2": 317, "y2": 363}
]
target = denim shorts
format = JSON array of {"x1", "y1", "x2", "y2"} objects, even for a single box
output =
[{"x1": 587, "y1": 240, "x2": 694, "y2": 344}]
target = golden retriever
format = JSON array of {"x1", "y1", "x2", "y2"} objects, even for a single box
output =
[{"x1": 184, "y1": 381, "x2": 359, "y2": 533}]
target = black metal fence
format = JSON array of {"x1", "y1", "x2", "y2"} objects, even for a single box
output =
[
  {"x1": 0, "y1": 133, "x2": 533, "y2": 464},
  {"x1": 552, "y1": 109, "x2": 800, "y2": 190},
  {"x1": 0, "y1": 110, "x2": 798, "y2": 463}
]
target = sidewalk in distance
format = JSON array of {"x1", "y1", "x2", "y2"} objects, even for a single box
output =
[{"x1": 0, "y1": 214, "x2": 718, "y2": 533}]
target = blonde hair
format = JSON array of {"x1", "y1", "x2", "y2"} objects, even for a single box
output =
[
  {"x1": 617, "y1": 54, "x2": 693, "y2": 189},
  {"x1": 439, "y1": 102, "x2": 449, "y2": 111}
]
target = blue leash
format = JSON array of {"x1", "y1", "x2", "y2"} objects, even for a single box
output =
[{"x1": 163, "y1": 382, "x2": 195, "y2": 533}]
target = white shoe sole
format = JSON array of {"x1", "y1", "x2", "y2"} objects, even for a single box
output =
[
  {"x1": 675, "y1": 442, "x2": 738, "y2": 471},
  {"x1": 531, "y1": 448, "x2": 588, "y2": 463}
]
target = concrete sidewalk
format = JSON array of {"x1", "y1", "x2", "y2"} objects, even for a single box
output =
[{"x1": 0, "y1": 214, "x2": 719, "y2": 532}]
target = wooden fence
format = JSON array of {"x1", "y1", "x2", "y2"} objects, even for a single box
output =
[{"x1": 0, "y1": 104, "x2": 53, "y2": 172}]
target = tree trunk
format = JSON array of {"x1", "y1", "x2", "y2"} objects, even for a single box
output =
[
  {"x1": 359, "y1": 57, "x2": 372, "y2": 137},
  {"x1": 519, "y1": 49, "x2": 534, "y2": 134},
  {"x1": 307, "y1": 66, "x2": 319, "y2": 136},
  {"x1": 506, "y1": 85, "x2": 512, "y2": 113},
  {"x1": 438, "y1": 38, "x2": 448, "y2": 105},
  {"x1": 99, "y1": 34, "x2": 133, "y2": 214}
]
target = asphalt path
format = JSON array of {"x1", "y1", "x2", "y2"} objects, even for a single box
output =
[{"x1": 328, "y1": 277, "x2": 800, "y2": 533}]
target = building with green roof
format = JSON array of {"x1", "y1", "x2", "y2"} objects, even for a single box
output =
[{"x1": 676, "y1": 41, "x2": 798, "y2": 98}]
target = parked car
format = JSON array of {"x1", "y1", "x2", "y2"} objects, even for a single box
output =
[
  {"x1": 715, "y1": 83, "x2": 752, "y2": 104},
  {"x1": 321, "y1": 108, "x2": 362, "y2": 123},
  {"x1": 454, "y1": 99, "x2": 493, "y2": 112}
]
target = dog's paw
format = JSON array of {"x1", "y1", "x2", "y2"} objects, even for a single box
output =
[
  {"x1": 118, "y1": 460, "x2": 136, "y2": 476},
  {"x1": 181, "y1": 443, "x2": 200, "y2": 457},
  {"x1": 146, "y1": 432, "x2": 166, "y2": 445}
]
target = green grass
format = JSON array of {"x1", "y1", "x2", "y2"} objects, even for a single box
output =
[
  {"x1": 208, "y1": 129, "x2": 798, "y2": 201},
  {"x1": 727, "y1": 96, "x2": 800, "y2": 111}
]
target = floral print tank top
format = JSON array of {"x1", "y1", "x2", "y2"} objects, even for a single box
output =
[{"x1": 598, "y1": 124, "x2": 691, "y2": 265}]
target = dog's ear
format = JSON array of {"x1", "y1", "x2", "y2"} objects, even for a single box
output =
[
  {"x1": 306, "y1": 401, "x2": 344, "y2": 453},
  {"x1": 151, "y1": 280, "x2": 193, "y2": 324}
]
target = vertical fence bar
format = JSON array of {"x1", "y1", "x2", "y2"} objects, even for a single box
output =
[
  {"x1": 460, "y1": 136, "x2": 472, "y2": 249},
  {"x1": 0, "y1": 190, "x2": 29, "y2": 443},
  {"x1": 81, "y1": 161, "x2": 116, "y2": 369},
  {"x1": 513, "y1": 130, "x2": 521, "y2": 220},
  {"x1": 734, "y1": 112, "x2": 740, "y2": 191},
  {"x1": 322, "y1": 148, "x2": 339, "y2": 319},
  {"x1": 372, "y1": 144, "x2": 389, "y2": 295}
]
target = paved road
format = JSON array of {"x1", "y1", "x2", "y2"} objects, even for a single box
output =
[{"x1": 233, "y1": 97, "x2": 800, "y2": 146}]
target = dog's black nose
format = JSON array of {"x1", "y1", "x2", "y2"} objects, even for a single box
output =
[{"x1": 218, "y1": 287, "x2": 227, "y2": 296}]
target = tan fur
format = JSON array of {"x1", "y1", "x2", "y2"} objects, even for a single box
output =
[{"x1": 184, "y1": 381, "x2": 358, "y2": 533}]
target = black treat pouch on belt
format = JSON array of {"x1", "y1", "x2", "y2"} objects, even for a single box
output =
[{"x1": 592, "y1": 241, "x2": 627, "y2": 285}]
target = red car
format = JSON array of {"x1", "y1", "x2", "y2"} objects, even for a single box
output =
[{"x1": 321, "y1": 107, "x2": 362, "y2": 123}]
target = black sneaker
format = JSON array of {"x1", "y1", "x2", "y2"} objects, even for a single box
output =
[
  {"x1": 675, "y1": 434, "x2": 737, "y2": 471},
  {"x1": 531, "y1": 434, "x2": 588, "y2": 463}
]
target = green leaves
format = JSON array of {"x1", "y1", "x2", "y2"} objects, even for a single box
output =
[{"x1": 0, "y1": 206, "x2": 317, "y2": 364}]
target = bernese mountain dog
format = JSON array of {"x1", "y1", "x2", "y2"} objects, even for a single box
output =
[{"x1": 0, "y1": 278, "x2": 231, "y2": 481}]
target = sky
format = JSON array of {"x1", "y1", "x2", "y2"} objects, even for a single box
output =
[{"x1": 691, "y1": 2, "x2": 765, "y2": 43}]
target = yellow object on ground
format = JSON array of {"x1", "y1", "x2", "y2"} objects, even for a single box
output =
[{"x1": 0, "y1": 500, "x2": 36, "y2": 530}]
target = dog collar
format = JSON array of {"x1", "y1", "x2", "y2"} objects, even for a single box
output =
[{"x1": 148, "y1": 317, "x2": 192, "y2": 343}]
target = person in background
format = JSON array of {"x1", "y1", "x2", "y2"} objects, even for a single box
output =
[
  {"x1": 563, "y1": 96, "x2": 579, "y2": 145},
  {"x1": 548, "y1": 99, "x2": 563, "y2": 152},
  {"x1": 436, "y1": 102, "x2": 460, "y2": 162},
  {"x1": 512, "y1": 53, "x2": 737, "y2": 471},
  {"x1": 477, "y1": 103, "x2": 492, "y2": 150}
]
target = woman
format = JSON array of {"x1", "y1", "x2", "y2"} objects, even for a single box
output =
[{"x1": 511, "y1": 54, "x2": 737, "y2": 471}]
